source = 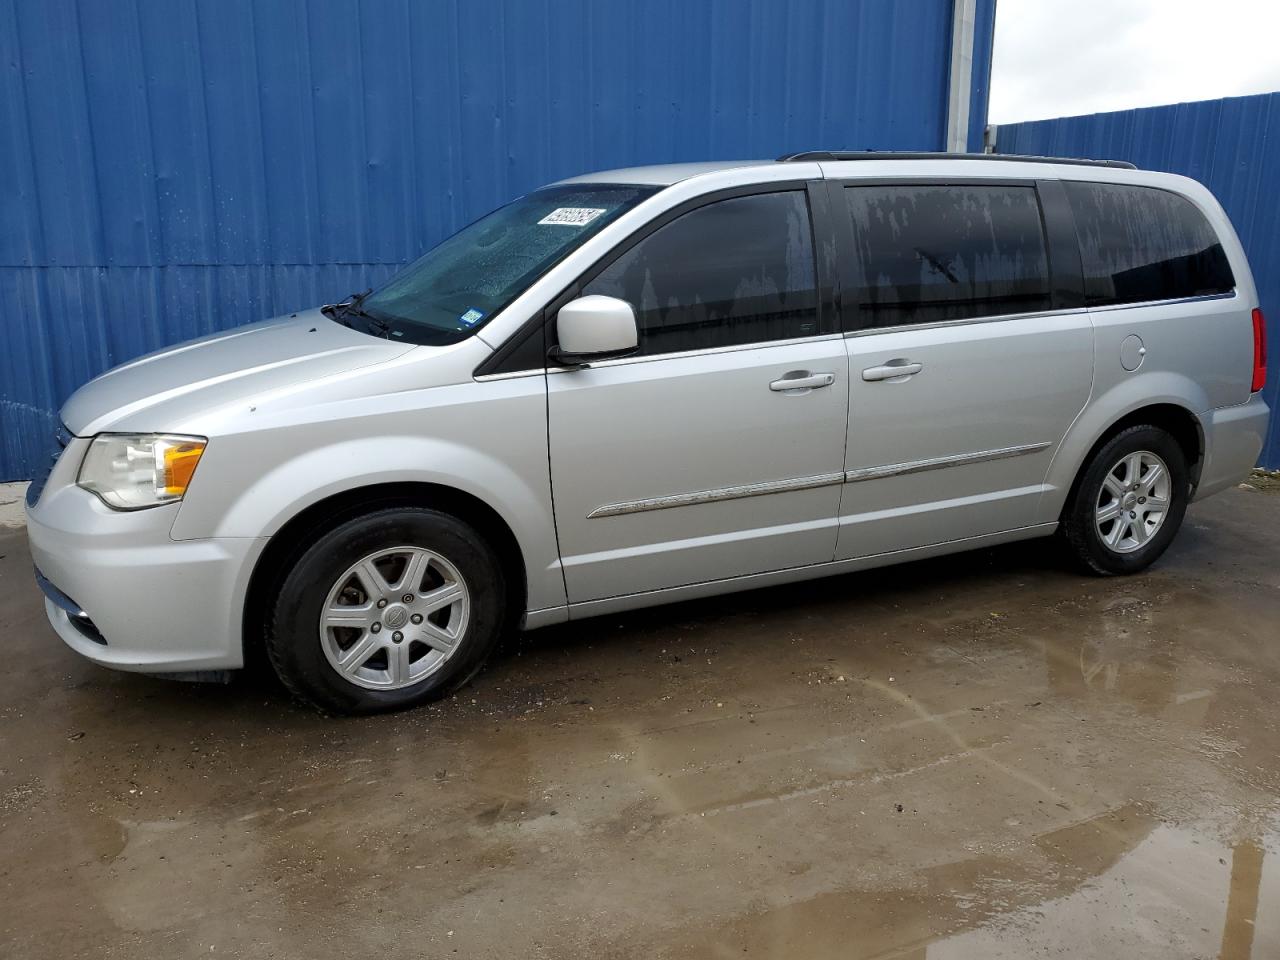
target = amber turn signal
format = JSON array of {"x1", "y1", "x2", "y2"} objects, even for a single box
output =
[{"x1": 162, "y1": 441, "x2": 206, "y2": 496}]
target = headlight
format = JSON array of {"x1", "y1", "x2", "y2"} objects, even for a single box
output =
[{"x1": 77, "y1": 434, "x2": 208, "y2": 510}]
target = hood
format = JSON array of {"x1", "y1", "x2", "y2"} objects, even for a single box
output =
[{"x1": 61, "y1": 309, "x2": 416, "y2": 436}]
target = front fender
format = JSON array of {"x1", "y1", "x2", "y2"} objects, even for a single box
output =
[{"x1": 170, "y1": 377, "x2": 565, "y2": 612}]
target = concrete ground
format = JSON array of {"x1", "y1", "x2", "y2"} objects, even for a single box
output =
[
  {"x1": 0, "y1": 482, "x2": 27, "y2": 529},
  {"x1": 1, "y1": 487, "x2": 1279, "y2": 959}
]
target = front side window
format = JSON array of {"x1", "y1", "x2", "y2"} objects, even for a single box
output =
[
  {"x1": 583, "y1": 190, "x2": 821, "y2": 356},
  {"x1": 844, "y1": 184, "x2": 1053, "y2": 328},
  {"x1": 353, "y1": 184, "x2": 658, "y2": 345},
  {"x1": 1064, "y1": 181, "x2": 1234, "y2": 306}
]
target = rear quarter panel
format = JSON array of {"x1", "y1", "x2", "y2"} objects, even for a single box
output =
[{"x1": 1039, "y1": 173, "x2": 1259, "y2": 520}]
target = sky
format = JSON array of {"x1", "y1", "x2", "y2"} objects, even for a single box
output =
[{"x1": 989, "y1": 0, "x2": 1280, "y2": 125}]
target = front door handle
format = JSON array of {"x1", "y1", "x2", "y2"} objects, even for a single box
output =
[
  {"x1": 862, "y1": 359, "x2": 923, "y2": 382},
  {"x1": 770, "y1": 371, "x2": 836, "y2": 393}
]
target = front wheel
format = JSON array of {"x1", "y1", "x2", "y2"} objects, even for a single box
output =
[
  {"x1": 266, "y1": 507, "x2": 507, "y2": 714},
  {"x1": 1060, "y1": 425, "x2": 1190, "y2": 576}
]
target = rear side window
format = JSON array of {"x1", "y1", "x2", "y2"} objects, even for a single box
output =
[
  {"x1": 583, "y1": 190, "x2": 821, "y2": 356},
  {"x1": 1064, "y1": 181, "x2": 1234, "y2": 306},
  {"x1": 843, "y1": 184, "x2": 1052, "y2": 328}
]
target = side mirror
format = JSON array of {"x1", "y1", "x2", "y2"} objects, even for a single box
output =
[{"x1": 550, "y1": 295, "x2": 638, "y2": 366}]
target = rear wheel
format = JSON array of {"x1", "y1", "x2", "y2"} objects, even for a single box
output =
[
  {"x1": 1061, "y1": 425, "x2": 1190, "y2": 576},
  {"x1": 266, "y1": 507, "x2": 506, "y2": 714}
]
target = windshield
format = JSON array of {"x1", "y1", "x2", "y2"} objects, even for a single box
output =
[{"x1": 348, "y1": 184, "x2": 658, "y2": 345}]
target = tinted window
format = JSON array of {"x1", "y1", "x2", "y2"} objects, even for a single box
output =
[
  {"x1": 844, "y1": 184, "x2": 1052, "y2": 328},
  {"x1": 583, "y1": 191, "x2": 820, "y2": 356},
  {"x1": 1064, "y1": 181, "x2": 1234, "y2": 306}
]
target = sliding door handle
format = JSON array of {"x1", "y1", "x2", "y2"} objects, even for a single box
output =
[
  {"x1": 862, "y1": 360, "x2": 923, "y2": 382},
  {"x1": 770, "y1": 371, "x2": 835, "y2": 393}
]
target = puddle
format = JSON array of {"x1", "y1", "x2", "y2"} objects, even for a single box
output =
[{"x1": 672, "y1": 813, "x2": 1280, "y2": 959}]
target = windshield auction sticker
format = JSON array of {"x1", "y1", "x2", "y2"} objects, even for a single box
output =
[{"x1": 538, "y1": 207, "x2": 607, "y2": 227}]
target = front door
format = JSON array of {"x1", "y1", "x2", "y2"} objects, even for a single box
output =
[
  {"x1": 547, "y1": 187, "x2": 849, "y2": 603},
  {"x1": 831, "y1": 180, "x2": 1094, "y2": 559}
]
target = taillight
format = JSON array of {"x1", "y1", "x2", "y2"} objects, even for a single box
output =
[{"x1": 1253, "y1": 308, "x2": 1268, "y2": 393}]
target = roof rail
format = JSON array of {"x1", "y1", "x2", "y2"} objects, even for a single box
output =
[{"x1": 776, "y1": 150, "x2": 1137, "y2": 170}]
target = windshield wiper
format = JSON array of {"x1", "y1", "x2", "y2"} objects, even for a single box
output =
[
  {"x1": 352, "y1": 308, "x2": 393, "y2": 339},
  {"x1": 321, "y1": 288, "x2": 393, "y2": 337},
  {"x1": 321, "y1": 289, "x2": 365, "y2": 326}
]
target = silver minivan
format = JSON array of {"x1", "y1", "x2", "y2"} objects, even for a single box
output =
[{"x1": 25, "y1": 152, "x2": 1270, "y2": 714}]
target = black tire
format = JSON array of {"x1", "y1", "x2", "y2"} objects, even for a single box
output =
[
  {"x1": 1061, "y1": 424, "x2": 1190, "y2": 576},
  {"x1": 265, "y1": 507, "x2": 506, "y2": 715}
]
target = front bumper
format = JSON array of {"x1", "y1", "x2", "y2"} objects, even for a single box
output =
[
  {"x1": 1195, "y1": 392, "x2": 1272, "y2": 500},
  {"x1": 25, "y1": 464, "x2": 261, "y2": 673}
]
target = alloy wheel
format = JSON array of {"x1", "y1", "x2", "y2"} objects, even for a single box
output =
[
  {"x1": 1094, "y1": 450, "x2": 1172, "y2": 554},
  {"x1": 319, "y1": 546, "x2": 470, "y2": 690}
]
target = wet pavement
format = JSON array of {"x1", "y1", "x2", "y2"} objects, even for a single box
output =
[{"x1": 2, "y1": 487, "x2": 1279, "y2": 959}]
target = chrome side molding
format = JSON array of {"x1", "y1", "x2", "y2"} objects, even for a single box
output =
[
  {"x1": 844, "y1": 441, "x2": 1052, "y2": 483},
  {"x1": 588, "y1": 442, "x2": 1052, "y2": 518},
  {"x1": 587, "y1": 472, "x2": 845, "y2": 518}
]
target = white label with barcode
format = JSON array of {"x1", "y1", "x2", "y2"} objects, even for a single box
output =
[{"x1": 538, "y1": 207, "x2": 606, "y2": 227}]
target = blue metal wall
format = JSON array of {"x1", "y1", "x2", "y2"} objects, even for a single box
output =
[
  {"x1": 997, "y1": 93, "x2": 1280, "y2": 468},
  {"x1": 0, "y1": 0, "x2": 993, "y2": 481}
]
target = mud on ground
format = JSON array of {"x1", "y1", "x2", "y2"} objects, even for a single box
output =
[{"x1": 2, "y1": 487, "x2": 1279, "y2": 959}]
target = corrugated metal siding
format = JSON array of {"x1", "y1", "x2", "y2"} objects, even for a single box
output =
[
  {"x1": 997, "y1": 93, "x2": 1280, "y2": 468},
  {"x1": 0, "y1": 0, "x2": 993, "y2": 481}
]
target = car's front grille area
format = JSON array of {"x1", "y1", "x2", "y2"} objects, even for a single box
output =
[{"x1": 24, "y1": 424, "x2": 72, "y2": 508}]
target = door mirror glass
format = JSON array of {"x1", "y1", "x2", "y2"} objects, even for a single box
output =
[{"x1": 553, "y1": 295, "x2": 638, "y2": 365}]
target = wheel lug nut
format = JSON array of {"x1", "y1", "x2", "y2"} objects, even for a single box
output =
[
  {"x1": 1138, "y1": 497, "x2": 1146, "y2": 504},
  {"x1": 411, "y1": 613, "x2": 423, "y2": 624},
  {"x1": 376, "y1": 598, "x2": 388, "y2": 609},
  {"x1": 392, "y1": 631, "x2": 403, "y2": 643},
  {"x1": 371, "y1": 623, "x2": 381, "y2": 633},
  {"x1": 403, "y1": 594, "x2": 414, "y2": 603},
  {"x1": 1129, "y1": 511, "x2": 1137, "y2": 519}
]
